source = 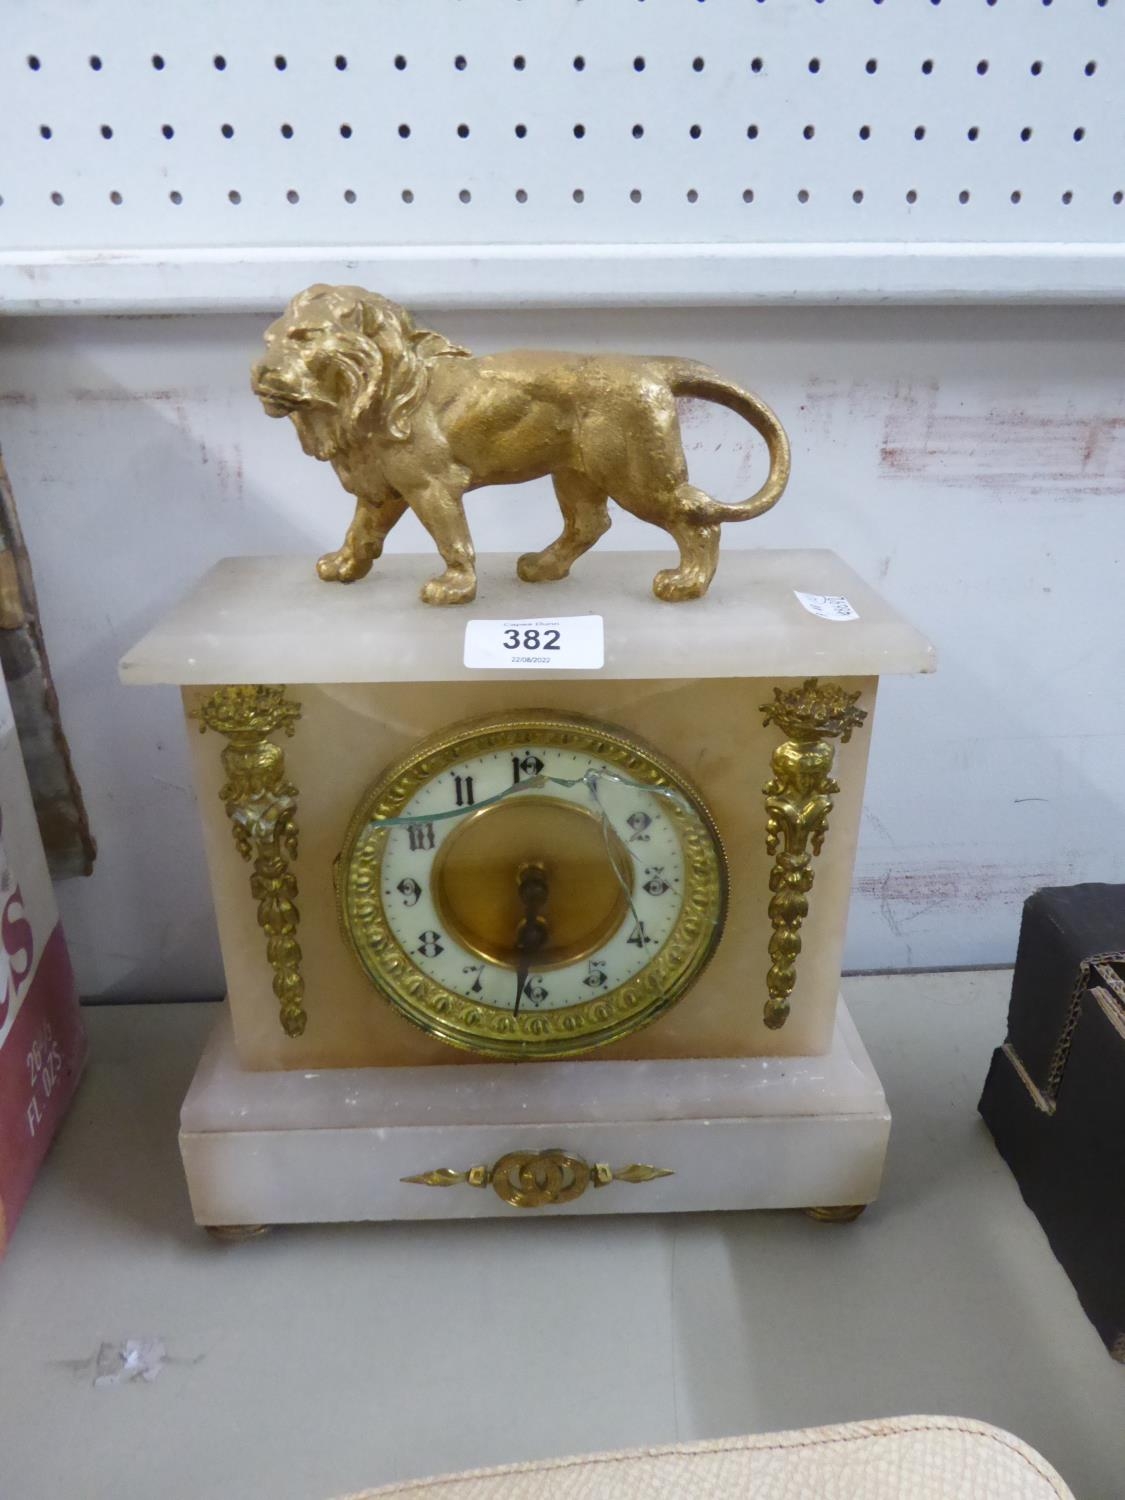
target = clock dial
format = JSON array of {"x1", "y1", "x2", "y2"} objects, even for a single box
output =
[{"x1": 337, "y1": 712, "x2": 727, "y2": 1059}]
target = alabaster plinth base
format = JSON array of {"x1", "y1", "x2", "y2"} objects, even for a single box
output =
[{"x1": 180, "y1": 998, "x2": 890, "y2": 1226}]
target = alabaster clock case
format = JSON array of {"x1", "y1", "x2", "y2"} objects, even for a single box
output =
[{"x1": 125, "y1": 550, "x2": 934, "y2": 1074}]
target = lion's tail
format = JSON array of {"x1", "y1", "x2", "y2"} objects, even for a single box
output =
[{"x1": 670, "y1": 363, "x2": 791, "y2": 523}]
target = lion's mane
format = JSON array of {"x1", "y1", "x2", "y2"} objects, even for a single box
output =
[{"x1": 261, "y1": 284, "x2": 469, "y2": 447}]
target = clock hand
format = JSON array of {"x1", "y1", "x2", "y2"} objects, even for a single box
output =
[{"x1": 513, "y1": 863, "x2": 549, "y2": 1016}]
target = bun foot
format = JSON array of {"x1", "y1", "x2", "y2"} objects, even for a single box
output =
[
  {"x1": 804, "y1": 1204, "x2": 867, "y2": 1224},
  {"x1": 204, "y1": 1223, "x2": 274, "y2": 1243}
]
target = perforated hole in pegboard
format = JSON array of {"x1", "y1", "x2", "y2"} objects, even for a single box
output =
[{"x1": 0, "y1": 0, "x2": 1122, "y2": 255}]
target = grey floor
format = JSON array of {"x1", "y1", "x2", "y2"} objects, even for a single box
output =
[{"x1": 0, "y1": 972, "x2": 1121, "y2": 1500}]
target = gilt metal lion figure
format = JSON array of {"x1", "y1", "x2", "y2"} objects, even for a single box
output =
[{"x1": 251, "y1": 284, "x2": 790, "y2": 605}]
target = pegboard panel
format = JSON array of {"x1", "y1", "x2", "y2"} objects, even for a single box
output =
[{"x1": 2, "y1": 0, "x2": 1123, "y2": 310}]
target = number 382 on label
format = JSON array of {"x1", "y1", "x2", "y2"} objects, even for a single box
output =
[
  {"x1": 463, "y1": 615, "x2": 605, "y2": 671},
  {"x1": 502, "y1": 626, "x2": 559, "y2": 651}
]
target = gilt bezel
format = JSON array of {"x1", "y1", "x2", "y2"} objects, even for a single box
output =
[{"x1": 336, "y1": 710, "x2": 728, "y2": 1060}]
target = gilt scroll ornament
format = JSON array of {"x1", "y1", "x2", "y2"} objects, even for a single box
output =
[
  {"x1": 402, "y1": 1150, "x2": 673, "y2": 1208},
  {"x1": 190, "y1": 685, "x2": 306, "y2": 1038},
  {"x1": 759, "y1": 680, "x2": 868, "y2": 1032},
  {"x1": 251, "y1": 283, "x2": 790, "y2": 606}
]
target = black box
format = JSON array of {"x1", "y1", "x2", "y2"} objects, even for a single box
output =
[{"x1": 979, "y1": 883, "x2": 1125, "y2": 1362}]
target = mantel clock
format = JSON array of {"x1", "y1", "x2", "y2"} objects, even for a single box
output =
[{"x1": 121, "y1": 294, "x2": 933, "y2": 1232}]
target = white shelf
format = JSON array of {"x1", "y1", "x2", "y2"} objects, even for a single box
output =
[
  {"x1": 6, "y1": 242, "x2": 1125, "y2": 315},
  {"x1": 2, "y1": 973, "x2": 1122, "y2": 1500}
]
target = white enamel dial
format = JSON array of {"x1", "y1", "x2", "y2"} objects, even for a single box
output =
[
  {"x1": 379, "y1": 743, "x2": 685, "y2": 1013},
  {"x1": 337, "y1": 712, "x2": 727, "y2": 1059}
]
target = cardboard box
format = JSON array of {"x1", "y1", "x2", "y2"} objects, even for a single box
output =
[{"x1": 0, "y1": 670, "x2": 85, "y2": 1254}]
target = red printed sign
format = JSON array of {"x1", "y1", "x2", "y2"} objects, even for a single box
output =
[{"x1": 0, "y1": 678, "x2": 86, "y2": 1255}]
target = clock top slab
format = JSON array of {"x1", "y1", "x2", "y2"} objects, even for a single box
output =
[{"x1": 120, "y1": 549, "x2": 935, "y2": 687}]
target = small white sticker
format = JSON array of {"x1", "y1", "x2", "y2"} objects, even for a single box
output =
[
  {"x1": 794, "y1": 591, "x2": 860, "y2": 622},
  {"x1": 464, "y1": 615, "x2": 605, "y2": 670}
]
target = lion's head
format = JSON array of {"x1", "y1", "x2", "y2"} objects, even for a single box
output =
[{"x1": 250, "y1": 284, "x2": 469, "y2": 461}]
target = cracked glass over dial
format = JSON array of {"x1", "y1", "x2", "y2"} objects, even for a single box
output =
[{"x1": 337, "y1": 713, "x2": 727, "y2": 1059}]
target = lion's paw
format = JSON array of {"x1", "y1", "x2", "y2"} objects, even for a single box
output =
[
  {"x1": 517, "y1": 550, "x2": 570, "y2": 583},
  {"x1": 653, "y1": 568, "x2": 708, "y2": 603},
  {"x1": 421, "y1": 571, "x2": 477, "y2": 606},
  {"x1": 316, "y1": 549, "x2": 372, "y2": 584}
]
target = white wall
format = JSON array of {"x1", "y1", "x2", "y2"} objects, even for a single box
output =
[{"x1": 0, "y1": 302, "x2": 1122, "y2": 998}]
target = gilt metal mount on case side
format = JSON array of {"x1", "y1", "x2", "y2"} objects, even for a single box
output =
[
  {"x1": 191, "y1": 684, "x2": 306, "y2": 1038},
  {"x1": 760, "y1": 679, "x2": 867, "y2": 1032}
]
